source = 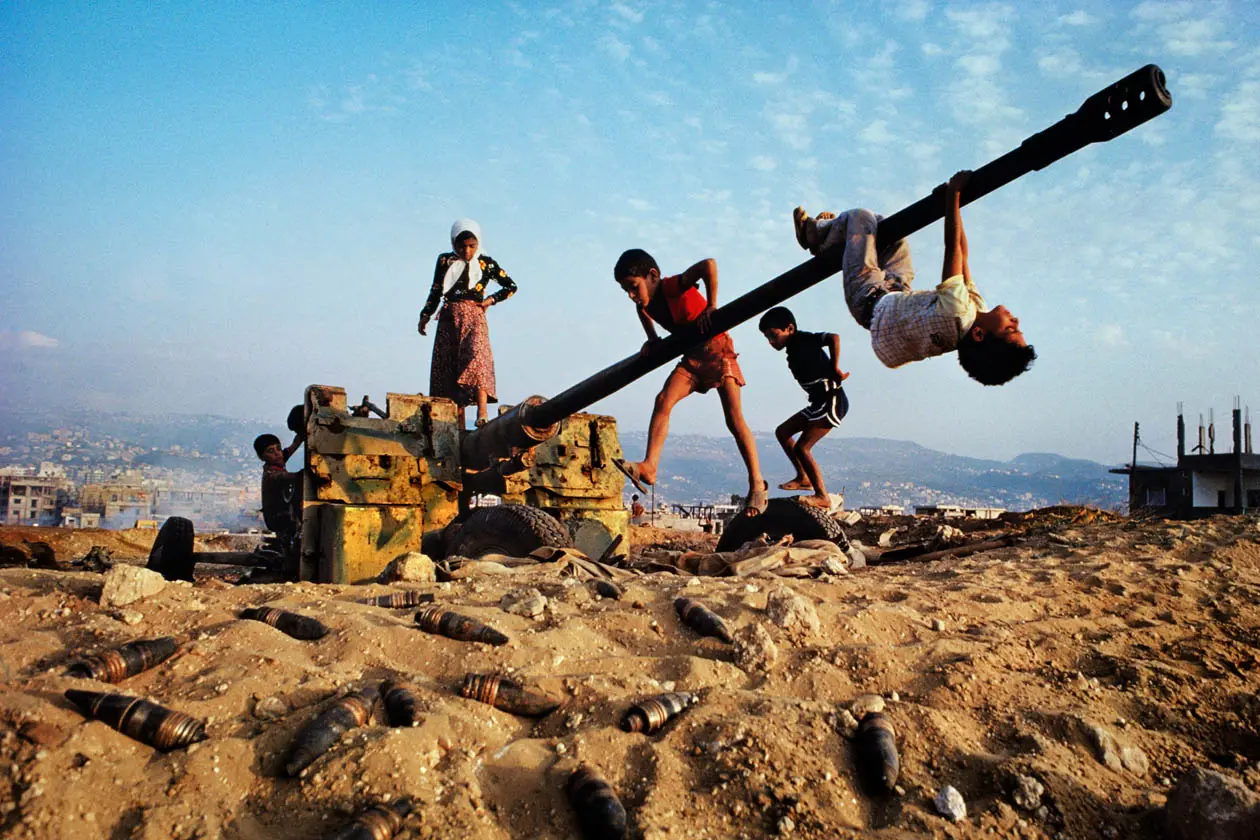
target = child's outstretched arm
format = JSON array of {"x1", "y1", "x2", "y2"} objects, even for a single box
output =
[
  {"x1": 636, "y1": 306, "x2": 660, "y2": 355},
  {"x1": 942, "y1": 170, "x2": 972, "y2": 284},
  {"x1": 677, "y1": 259, "x2": 719, "y2": 331},
  {"x1": 823, "y1": 332, "x2": 850, "y2": 383}
]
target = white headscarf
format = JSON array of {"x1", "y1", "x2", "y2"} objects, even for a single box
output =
[{"x1": 442, "y1": 218, "x2": 483, "y2": 296}]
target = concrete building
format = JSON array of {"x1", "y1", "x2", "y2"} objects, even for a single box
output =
[
  {"x1": 0, "y1": 472, "x2": 72, "y2": 525},
  {"x1": 60, "y1": 507, "x2": 102, "y2": 528},
  {"x1": 1113, "y1": 401, "x2": 1259, "y2": 517}
]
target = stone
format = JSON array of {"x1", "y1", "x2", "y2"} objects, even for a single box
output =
[
  {"x1": 1012, "y1": 774, "x2": 1045, "y2": 810},
  {"x1": 930, "y1": 618, "x2": 946, "y2": 631},
  {"x1": 732, "y1": 623, "x2": 779, "y2": 673},
  {"x1": 849, "y1": 694, "x2": 885, "y2": 718},
  {"x1": 765, "y1": 586, "x2": 820, "y2": 633},
  {"x1": 1165, "y1": 768, "x2": 1260, "y2": 840},
  {"x1": 99, "y1": 564, "x2": 167, "y2": 608},
  {"x1": 252, "y1": 696, "x2": 287, "y2": 721},
  {"x1": 376, "y1": 552, "x2": 436, "y2": 583},
  {"x1": 1083, "y1": 721, "x2": 1124, "y2": 771},
  {"x1": 935, "y1": 785, "x2": 967, "y2": 821},
  {"x1": 1120, "y1": 744, "x2": 1150, "y2": 776},
  {"x1": 819, "y1": 557, "x2": 848, "y2": 576},
  {"x1": 500, "y1": 587, "x2": 547, "y2": 618},
  {"x1": 847, "y1": 542, "x2": 869, "y2": 570},
  {"x1": 18, "y1": 721, "x2": 65, "y2": 747},
  {"x1": 116, "y1": 609, "x2": 144, "y2": 626}
]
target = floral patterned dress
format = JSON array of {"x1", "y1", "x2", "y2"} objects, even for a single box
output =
[{"x1": 421, "y1": 253, "x2": 517, "y2": 406}]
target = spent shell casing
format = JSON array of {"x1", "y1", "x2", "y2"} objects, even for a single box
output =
[
  {"x1": 673, "y1": 598, "x2": 733, "y2": 644},
  {"x1": 855, "y1": 712, "x2": 900, "y2": 794},
  {"x1": 357, "y1": 591, "x2": 435, "y2": 609},
  {"x1": 381, "y1": 680, "x2": 422, "y2": 727},
  {"x1": 460, "y1": 674, "x2": 560, "y2": 717},
  {"x1": 240, "y1": 606, "x2": 330, "y2": 640},
  {"x1": 64, "y1": 689, "x2": 206, "y2": 751},
  {"x1": 414, "y1": 606, "x2": 509, "y2": 646},
  {"x1": 589, "y1": 580, "x2": 624, "y2": 600},
  {"x1": 619, "y1": 691, "x2": 698, "y2": 734},
  {"x1": 284, "y1": 686, "x2": 379, "y2": 777},
  {"x1": 65, "y1": 636, "x2": 178, "y2": 683},
  {"x1": 324, "y1": 798, "x2": 413, "y2": 840},
  {"x1": 567, "y1": 764, "x2": 627, "y2": 840}
]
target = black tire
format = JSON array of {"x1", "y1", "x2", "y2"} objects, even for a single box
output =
[
  {"x1": 715, "y1": 498, "x2": 848, "y2": 552},
  {"x1": 286, "y1": 404, "x2": 305, "y2": 437},
  {"x1": 147, "y1": 516, "x2": 196, "y2": 581},
  {"x1": 445, "y1": 504, "x2": 570, "y2": 559}
]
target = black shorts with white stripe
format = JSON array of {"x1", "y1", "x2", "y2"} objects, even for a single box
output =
[{"x1": 799, "y1": 379, "x2": 849, "y2": 428}]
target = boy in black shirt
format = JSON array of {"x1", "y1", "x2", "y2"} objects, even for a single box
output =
[{"x1": 759, "y1": 307, "x2": 849, "y2": 509}]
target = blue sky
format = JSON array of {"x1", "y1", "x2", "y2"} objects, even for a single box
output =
[{"x1": 2, "y1": 1, "x2": 1257, "y2": 466}]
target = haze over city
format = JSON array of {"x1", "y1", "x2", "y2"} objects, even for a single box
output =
[{"x1": 3, "y1": 1, "x2": 1258, "y2": 464}]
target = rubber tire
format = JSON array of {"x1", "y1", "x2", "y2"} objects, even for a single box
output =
[
  {"x1": 445, "y1": 505, "x2": 571, "y2": 559},
  {"x1": 715, "y1": 497, "x2": 847, "y2": 552},
  {"x1": 147, "y1": 516, "x2": 196, "y2": 582}
]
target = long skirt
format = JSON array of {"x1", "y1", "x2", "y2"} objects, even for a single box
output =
[{"x1": 430, "y1": 300, "x2": 498, "y2": 406}]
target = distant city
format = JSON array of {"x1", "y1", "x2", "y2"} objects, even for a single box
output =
[{"x1": 0, "y1": 408, "x2": 1131, "y2": 531}]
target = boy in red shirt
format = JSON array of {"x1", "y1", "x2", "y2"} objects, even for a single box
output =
[{"x1": 612, "y1": 249, "x2": 768, "y2": 515}]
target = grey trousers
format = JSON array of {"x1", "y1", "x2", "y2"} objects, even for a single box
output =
[{"x1": 816, "y1": 209, "x2": 915, "y2": 329}]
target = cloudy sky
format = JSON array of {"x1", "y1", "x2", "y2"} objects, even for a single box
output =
[{"x1": 3, "y1": 1, "x2": 1257, "y2": 465}]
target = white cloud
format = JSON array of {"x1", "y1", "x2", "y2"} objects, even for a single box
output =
[
  {"x1": 858, "y1": 119, "x2": 895, "y2": 145},
  {"x1": 626, "y1": 197, "x2": 653, "y2": 211},
  {"x1": 598, "y1": 34, "x2": 631, "y2": 63},
  {"x1": 1038, "y1": 47, "x2": 1084, "y2": 78},
  {"x1": 753, "y1": 56, "x2": 800, "y2": 86},
  {"x1": 610, "y1": 2, "x2": 644, "y2": 24},
  {"x1": 945, "y1": 4, "x2": 1016, "y2": 46},
  {"x1": 1059, "y1": 10, "x2": 1095, "y2": 26},
  {"x1": 1095, "y1": 324, "x2": 1128, "y2": 347},
  {"x1": 921, "y1": 43, "x2": 944, "y2": 57},
  {"x1": 895, "y1": 0, "x2": 932, "y2": 23},
  {"x1": 0, "y1": 330, "x2": 59, "y2": 349},
  {"x1": 748, "y1": 155, "x2": 777, "y2": 172},
  {"x1": 1216, "y1": 79, "x2": 1260, "y2": 143},
  {"x1": 1176, "y1": 73, "x2": 1218, "y2": 100},
  {"x1": 1130, "y1": 2, "x2": 1234, "y2": 57}
]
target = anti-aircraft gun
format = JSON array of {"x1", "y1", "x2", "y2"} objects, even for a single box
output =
[{"x1": 149, "y1": 66, "x2": 1171, "y2": 584}]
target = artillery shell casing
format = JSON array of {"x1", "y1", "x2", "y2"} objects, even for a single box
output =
[
  {"x1": 567, "y1": 764, "x2": 627, "y2": 840},
  {"x1": 673, "y1": 598, "x2": 733, "y2": 644},
  {"x1": 590, "y1": 580, "x2": 623, "y2": 600},
  {"x1": 325, "y1": 798, "x2": 413, "y2": 840},
  {"x1": 284, "y1": 686, "x2": 379, "y2": 777},
  {"x1": 855, "y1": 712, "x2": 900, "y2": 793},
  {"x1": 381, "y1": 680, "x2": 422, "y2": 727},
  {"x1": 460, "y1": 674, "x2": 560, "y2": 717},
  {"x1": 65, "y1": 636, "x2": 178, "y2": 683},
  {"x1": 414, "y1": 606, "x2": 509, "y2": 646},
  {"x1": 357, "y1": 591, "x2": 435, "y2": 609},
  {"x1": 64, "y1": 689, "x2": 206, "y2": 751},
  {"x1": 620, "y1": 691, "x2": 698, "y2": 734},
  {"x1": 241, "y1": 606, "x2": 330, "y2": 640}
]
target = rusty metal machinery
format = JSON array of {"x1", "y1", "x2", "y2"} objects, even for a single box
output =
[
  {"x1": 297, "y1": 65, "x2": 1170, "y2": 584},
  {"x1": 299, "y1": 385, "x2": 628, "y2": 583}
]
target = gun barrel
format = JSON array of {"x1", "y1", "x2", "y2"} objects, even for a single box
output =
[{"x1": 466, "y1": 65, "x2": 1170, "y2": 457}]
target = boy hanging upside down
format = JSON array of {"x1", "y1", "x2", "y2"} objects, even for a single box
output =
[
  {"x1": 612, "y1": 249, "x2": 768, "y2": 516},
  {"x1": 793, "y1": 170, "x2": 1036, "y2": 385}
]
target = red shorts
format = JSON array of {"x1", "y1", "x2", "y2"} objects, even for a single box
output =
[{"x1": 676, "y1": 332, "x2": 744, "y2": 393}]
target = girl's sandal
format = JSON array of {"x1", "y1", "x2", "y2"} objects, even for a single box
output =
[{"x1": 741, "y1": 481, "x2": 770, "y2": 517}]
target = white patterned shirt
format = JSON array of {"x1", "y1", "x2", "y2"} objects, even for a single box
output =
[{"x1": 870, "y1": 274, "x2": 985, "y2": 368}]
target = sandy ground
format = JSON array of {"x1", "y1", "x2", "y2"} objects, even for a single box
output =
[{"x1": 1, "y1": 511, "x2": 1258, "y2": 839}]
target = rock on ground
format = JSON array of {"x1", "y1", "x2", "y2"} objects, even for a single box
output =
[
  {"x1": 377, "y1": 552, "x2": 436, "y2": 583},
  {"x1": 500, "y1": 587, "x2": 547, "y2": 618},
  {"x1": 934, "y1": 785, "x2": 967, "y2": 821},
  {"x1": 732, "y1": 622, "x2": 779, "y2": 673},
  {"x1": 765, "y1": 586, "x2": 820, "y2": 633},
  {"x1": 1165, "y1": 768, "x2": 1260, "y2": 840},
  {"x1": 99, "y1": 564, "x2": 167, "y2": 607}
]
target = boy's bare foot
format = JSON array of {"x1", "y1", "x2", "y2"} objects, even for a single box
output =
[
  {"x1": 612, "y1": 458, "x2": 653, "y2": 494},
  {"x1": 741, "y1": 480, "x2": 770, "y2": 517},
  {"x1": 778, "y1": 478, "x2": 811, "y2": 491},
  {"x1": 798, "y1": 495, "x2": 831, "y2": 509},
  {"x1": 792, "y1": 207, "x2": 811, "y2": 250}
]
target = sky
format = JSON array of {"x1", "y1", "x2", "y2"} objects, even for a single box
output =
[{"x1": 2, "y1": 1, "x2": 1258, "y2": 467}]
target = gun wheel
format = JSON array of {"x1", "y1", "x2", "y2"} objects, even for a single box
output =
[
  {"x1": 446, "y1": 504, "x2": 571, "y2": 559},
  {"x1": 715, "y1": 498, "x2": 847, "y2": 553},
  {"x1": 147, "y1": 516, "x2": 196, "y2": 581}
]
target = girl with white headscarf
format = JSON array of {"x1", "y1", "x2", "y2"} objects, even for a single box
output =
[{"x1": 418, "y1": 219, "x2": 518, "y2": 426}]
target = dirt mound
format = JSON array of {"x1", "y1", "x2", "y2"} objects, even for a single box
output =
[{"x1": 2, "y1": 513, "x2": 1258, "y2": 839}]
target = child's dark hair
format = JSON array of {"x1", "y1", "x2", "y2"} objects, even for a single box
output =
[
  {"x1": 253, "y1": 433, "x2": 281, "y2": 458},
  {"x1": 758, "y1": 306, "x2": 796, "y2": 331},
  {"x1": 957, "y1": 334, "x2": 1037, "y2": 386},
  {"x1": 613, "y1": 249, "x2": 658, "y2": 283},
  {"x1": 454, "y1": 230, "x2": 477, "y2": 246}
]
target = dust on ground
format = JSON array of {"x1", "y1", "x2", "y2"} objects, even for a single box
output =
[{"x1": 1, "y1": 509, "x2": 1258, "y2": 839}]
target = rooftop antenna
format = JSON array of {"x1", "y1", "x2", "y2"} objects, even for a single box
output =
[
  {"x1": 1196, "y1": 413, "x2": 1206, "y2": 454},
  {"x1": 1209, "y1": 408, "x2": 1216, "y2": 455},
  {"x1": 1247, "y1": 405, "x2": 1253, "y2": 454}
]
